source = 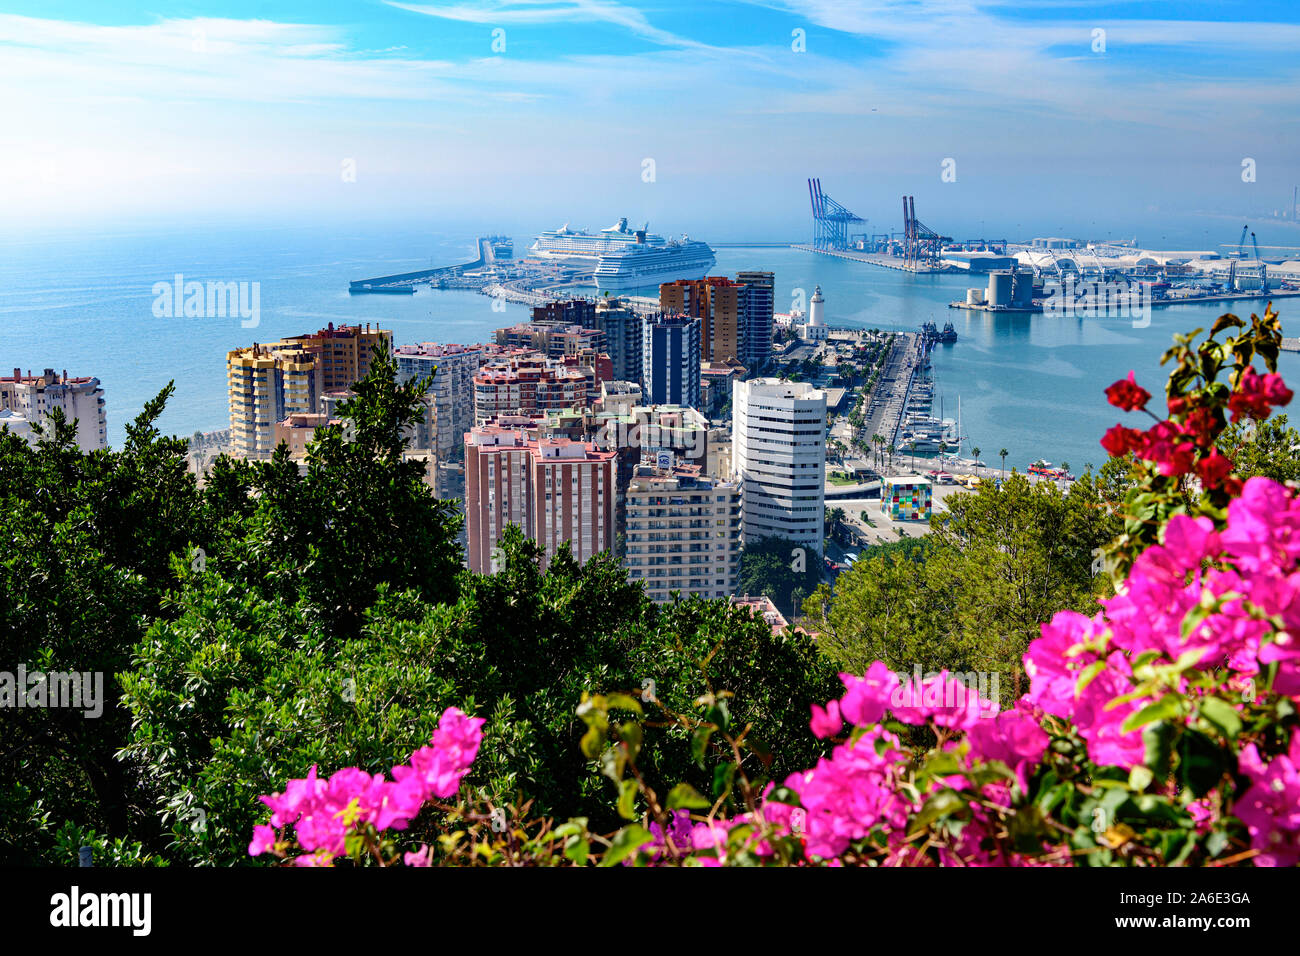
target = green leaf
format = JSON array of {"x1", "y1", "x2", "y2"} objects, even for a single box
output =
[
  {"x1": 1197, "y1": 696, "x2": 1243, "y2": 739},
  {"x1": 712, "y1": 762, "x2": 737, "y2": 801},
  {"x1": 690, "y1": 726, "x2": 713, "y2": 767},
  {"x1": 1142, "y1": 720, "x2": 1176, "y2": 779},
  {"x1": 1121, "y1": 693, "x2": 1182, "y2": 734},
  {"x1": 921, "y1": 751, "x2": 962, "y2": 779},
  {"x1": 553, "y1": 818, "x2": 588, "y2": 840},
  {"x1": 604, "y1": 692, "x2": 643, "y2": 716},
  {"x1": 599, "y1": 824, "x2": 654, "y2": 867},
  {"x1": 617, "y1": 778, "x2": 639, "y2": 821},
  {"x1": 564, "y1": 835, "x2": 589, "y2": 866},
  {"x1": 580, "y1": 719, "x2": 608, "y2": 760},
  {"x1": 1075, "y1": 660, "x2": 1108, "y2": 696},
  {"x1": 666, "y1": 783, "x2": 711, "y2": 811}
]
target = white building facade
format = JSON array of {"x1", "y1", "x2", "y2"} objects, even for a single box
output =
[
  {"x1": 1, "y1": 369, "x2": 107, "y2": 452},
  {"x1": 731, "y1": 378, "x2": 826, "y2": 554}
]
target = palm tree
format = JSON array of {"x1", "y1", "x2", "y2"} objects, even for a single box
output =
[
  {"x1": 907, "y1": 441, "x2": 917, "y2": 471},
  {"x1": 999, "y1": 448, "x2": 1009, "y2": 479},
  {"x1": 972, "y1": 446, "x2": 981, "y2": 469},
  {"x1": 887, "y1": 442, "x2": 896, "y2": 474}
]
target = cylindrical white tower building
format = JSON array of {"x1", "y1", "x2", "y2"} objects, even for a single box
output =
[{"x1": 809, "y1": 285, "x2": 825, "y2": 327}]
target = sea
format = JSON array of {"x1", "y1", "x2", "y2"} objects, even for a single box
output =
[{"x1": 2, "y1": 222, "x2": 1296, "y2": 474}]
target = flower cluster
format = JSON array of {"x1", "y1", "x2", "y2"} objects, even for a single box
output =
[
  {"x1": 249, "y1": 707, "x2": 483, "y2": 865},
  {"x1": 722, "y1": 477, "x2": 1300, "y2": 866},
  {"x1": 1100, "y1": 363, "x2": 1291, "y2": 490},
  {"x1": 1022, "y1": 477, "x2": 1300, "y2": 863}
]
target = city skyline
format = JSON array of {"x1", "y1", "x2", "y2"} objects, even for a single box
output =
[{"x1": 3, "y1": 1, "x2": 1300, "y2": 240}]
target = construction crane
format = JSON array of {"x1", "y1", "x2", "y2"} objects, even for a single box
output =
[
  {"x1": 1251, "y1": 232, "x2": 1269, "y2": 293},
  {"x1": 1234, "y1": 224, "x2": 1249, "y2": 259}
]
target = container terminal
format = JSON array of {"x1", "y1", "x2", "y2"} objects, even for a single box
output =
[{"x1": 801, "y1": 177, "x2": 1300, "y2": 310}]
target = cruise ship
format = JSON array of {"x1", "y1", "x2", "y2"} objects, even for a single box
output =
[
  {"x1": 591, "y1": 235, "x2": 715, "y2": 292},
  {"x1": 530, "y1": 218, "x2": 665, "y2": 261},
  {"x1": 530, "y1": 218, "x2": 716, "y2": 292}
]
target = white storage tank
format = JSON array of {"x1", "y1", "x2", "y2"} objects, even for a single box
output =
[{"x1": 966, "y1": 288, "x2": 986, "y2": 305}]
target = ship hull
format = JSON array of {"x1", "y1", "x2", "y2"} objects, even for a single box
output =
[{"x1": 591, "y1": 257, "x2": 716, "y2": 293}]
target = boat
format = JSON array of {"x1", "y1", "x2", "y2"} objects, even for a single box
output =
[
  {"x1": 938, "y1": 321, "x2": 957, "y2": 343},
  {"x1": 530, "y1": 218, "x2": 665, "y2": 261},
  {"x1": 591, "y1": 235, "x2": 716, "y2": 293},
  {"x1": 1028, "y1": 459, "x2": 1072, "y2": 480},
  {"x1": 348, "y1": 284, "x2": 416, "y2": 295}
]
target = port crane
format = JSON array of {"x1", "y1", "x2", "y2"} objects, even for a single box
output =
[
  {"x1": 1251, "y1": 232, "x2": 1269, "y2": 293},
  {"x1": 807, "y1": 178, "x2": 866, "y2": 251},
  {"x1": 1233, "y1": 224, "x2": 1250, "y2": 259}
]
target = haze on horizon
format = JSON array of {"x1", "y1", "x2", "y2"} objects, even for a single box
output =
[{"x1": 3, "y1": 0, "x2": 1299, "y2": 246}]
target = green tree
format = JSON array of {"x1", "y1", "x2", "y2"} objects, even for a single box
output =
[
  {"x1": 736, "y1": 535, "x2": 823, "y2": 619},
  {"x1": 1219, "y1": 413, "x2": 1300, "y2": 483},
  {"x1": 803, "y1": 472, "x2": 1118, "y2": 706},
  {"x1": 0, "y1": 394, "x2": 205, "y2": 863}
]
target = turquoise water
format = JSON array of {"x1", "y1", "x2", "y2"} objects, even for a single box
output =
[
  {"x1": 712, "y1": 248, "x2": 1297, "y2": 473},
  {"x1": 1, "y1": 225, "x2": 1292, "y2": 471}
]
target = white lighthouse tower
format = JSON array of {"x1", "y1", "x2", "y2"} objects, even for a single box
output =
[{"x1": 805, "y1": 285, "x2": 828, "y2": 340}]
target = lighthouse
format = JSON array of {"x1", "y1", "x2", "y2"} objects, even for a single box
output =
[{"x1": 805, "y1": 285, "x2": 828, "y2": 340}]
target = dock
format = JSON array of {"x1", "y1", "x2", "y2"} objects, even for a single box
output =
[
  {"x1": 948, "y1": 301, "x2": 1042, "y2": 314},
  {"x1": 793, "y1": 244, "x2": 952, "y2": 275},
  {"x1": 348, "y1": 237, "x2": 496, "y2": 293},
  {"x1": 946, "y1": 289, "x2": 1300, "y2": 315}
]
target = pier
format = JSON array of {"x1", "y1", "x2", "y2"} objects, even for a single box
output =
[
  {"x1": 793, "y1": 244, "x2": 952, "y2": 274},
  {"x1": 348, "y1": 237, "x2": 495, "y2": 293}
]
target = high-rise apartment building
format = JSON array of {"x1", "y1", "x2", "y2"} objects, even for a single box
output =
[
  {"x1": 732, "y1": 378, "x2": 827, "y2": 554},
  {"x1": 395, "y1": 343, "x2": 492, "y2": 460},
  {"x1": 472, "y1": 352, "x2": 588, "y2": 424},
  {"x1": 226, "y1": 323, "x2": 390, "y2": 460},
  {"x1": 281, "y1": 323, "x2": 391, "y2": 393},
  {"x1": 641, "y1": 315, "x2": 701, "y2": 408},
  {"x1": 532, "y1": 298, "x2": 597, "y2": 329},
  {"x1": 593, "y1": 296, "x2": 645, "y2": 385},
  {"x1": 0, "y1": 368, "x2": 107, "y2": 452},
  {"x1": 494, "y1": 323, "x2": 606, "y2": 359},
  {"x1": 623, "y1": 462, "x2": 741, "y2": 602},
  {"x1": 735, "y1": 271, "x2": 775, "y2": 371},
  {"x1": 464, "y1": 423, "x2": 615, "y2": 573},
  {"x1": 659, "y1": 277, "x2": 746, "y2": 364}
]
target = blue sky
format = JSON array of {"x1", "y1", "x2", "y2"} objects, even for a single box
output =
[{"x1": 3, "y1": 1, "x2": 1299, "y2": 241}]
